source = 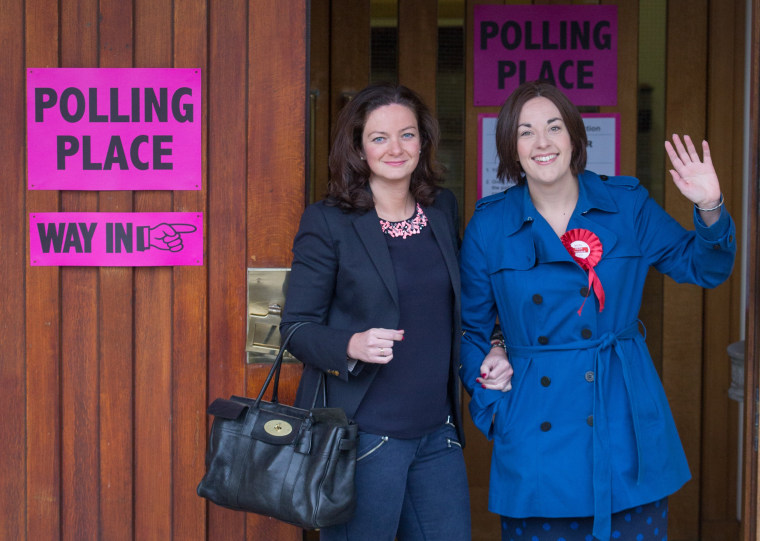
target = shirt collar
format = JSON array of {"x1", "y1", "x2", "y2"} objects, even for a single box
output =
[{"x1": 502, "y1": 170, "x2": 619, "y2": 236}]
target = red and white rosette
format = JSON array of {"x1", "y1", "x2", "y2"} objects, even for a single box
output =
[{"x1": 561, "y1": 228, "x2": 605, "y2": 315}]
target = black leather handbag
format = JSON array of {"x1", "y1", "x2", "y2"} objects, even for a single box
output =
[{"x1": 197, "y1": 322, "x2": 358, "y2": 529}]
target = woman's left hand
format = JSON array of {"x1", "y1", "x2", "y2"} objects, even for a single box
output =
[
  {"x1": 664, "y1": 134, "x2": 722, "y2": 210},
  {"x1": 477, "y1": 348, "x2": 513, "y2": 392}
]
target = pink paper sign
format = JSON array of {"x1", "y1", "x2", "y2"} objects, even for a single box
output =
[
  {"x1": 474, "y1": 5, "x2": 617, "y2": 107},
  {"x1": 27, "y1": 68, "x2": 201, "y2": 190},
  {"x1": 30, "y1": 212, "x2": 203, "y2": 266}
]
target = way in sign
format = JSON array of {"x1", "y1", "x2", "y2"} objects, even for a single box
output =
[{"x1": 36, "y1": 222, "x2": 148, "y2": 253}]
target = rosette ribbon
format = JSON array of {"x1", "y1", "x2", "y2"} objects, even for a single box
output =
[{"x1": 561, "y1": 228, "x2": 605, "y2": 315}]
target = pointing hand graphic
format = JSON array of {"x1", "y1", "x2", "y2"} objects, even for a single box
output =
[{"x1": 137, "y1": 223, "x2": 197, "y2": 252}]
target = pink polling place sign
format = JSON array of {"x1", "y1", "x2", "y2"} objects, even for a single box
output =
[
  {"x1": 27, "y1": 68, "x2": 201, "y2": 190},
  {"x1": 474, "y1": 5, "x2": 617, "y2": 107},
  {"x1": 30, "y1": 212, "x2": 203, "y2": 266}
]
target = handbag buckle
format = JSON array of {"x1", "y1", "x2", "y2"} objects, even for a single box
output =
[{"x1": 264, "y1": 419, "x2": 293, "y2": 437}]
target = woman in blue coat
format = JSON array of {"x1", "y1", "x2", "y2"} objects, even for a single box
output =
[{"x1": 459, "y1": 81, "x2": 736, "y2": 541}]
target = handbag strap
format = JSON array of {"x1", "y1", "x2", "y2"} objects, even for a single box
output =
[
  {"x1": 253, "y1": 321, "x2": 309, "y2": 407},
  {"x1": 309, "y1": 372, "x2": 327, "y2": 409}
]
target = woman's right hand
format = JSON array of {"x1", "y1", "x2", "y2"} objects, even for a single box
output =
[
  {"x1": 477, "y1": 348, "x2": 514, "y2": 392},
  {"x1": 347, "y1": 328, "x2": 405, "y2": 364}
]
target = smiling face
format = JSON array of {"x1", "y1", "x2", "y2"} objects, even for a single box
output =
[
  {"x1": 362, "y1": 104, "x2": 421, "y2": 188},
  {"x1": 516, "y1": 97, "x2": 575, "y2": 189}
]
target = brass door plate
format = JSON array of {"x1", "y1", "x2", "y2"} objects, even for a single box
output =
[{"x1": 245, "y1": 268, "x2": 294, "y2": 364}]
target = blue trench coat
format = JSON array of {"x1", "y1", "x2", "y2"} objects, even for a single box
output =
[{"x1": 459, "y1": 171, "x2": 736, "y2": 541}]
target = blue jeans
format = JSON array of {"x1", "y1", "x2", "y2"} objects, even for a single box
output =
[{"x1": 319, "y1": 421, "x2": 471, "y2": 541}]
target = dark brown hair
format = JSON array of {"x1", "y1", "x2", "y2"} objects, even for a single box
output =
[
  {"x1": 326, "y1": 82, "x2": 442, "y2": 211},
  {"x1": 495, "y1": 80, "x2": 587, "y2": 185}
]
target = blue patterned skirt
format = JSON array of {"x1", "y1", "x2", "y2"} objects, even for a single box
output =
[{"x1": 500, "y1": 497, "x2": 668, "y2": 541}]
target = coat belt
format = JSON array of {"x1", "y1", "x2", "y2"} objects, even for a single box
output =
[{"x1": 505, "y1": 321, "x2": 642, "y2": 541}]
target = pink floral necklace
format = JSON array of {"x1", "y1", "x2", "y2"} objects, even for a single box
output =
[{"x1": 379, "y1": 203, "x2": 428, "y2": 239}]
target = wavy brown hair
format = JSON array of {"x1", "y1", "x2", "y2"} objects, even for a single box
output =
[
  {"x1": 326, "y1": 82, "x2": 443, "y2": 211},
  {"x1": 495, "y1": 80, "x2": 588, "y2": 186}
]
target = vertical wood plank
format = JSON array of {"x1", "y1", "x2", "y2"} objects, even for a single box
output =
[
  {"x1": 207, "y1": 1, "x2": 249, "y2": 538},
  {"x1": 172, "y1": 1, "x2": 208, "y2": 540},
  {"x1": 398, "y1": 0, "x2": 438, "y2": 110},
  {"x1": 97, "y1": 2, "x2": 136, "y2": 540},
  {"x1": 24, "y1": 0, "x2": 61, "y2": 539},
  {"x1": 330, "y1": 0, "x2": 370, "y2": 129},
  {"x1": 700, "y1": 0, "x2": 744, "y2": 537},
  {"x1": 59, "y1": 1, "x2": 101, "y2": 539},
  {"x1": 133, "y1": 1, "x2": 174, "y2": 538},
  {"x1": 310, "y1": 0, "x2": 331, "y2": 202},
  {"x1": 246, "y1": 2, "x2": 308, "y2": 539},
  {"x1": 743, "y1": 1, "x2": 760, "y2": 537},
  {"x1": 663, "y1": 1, "x2": 708, "y2": 538},
  {"x1": 0, "y1": 0, "x2": 28, "y2": 539}
]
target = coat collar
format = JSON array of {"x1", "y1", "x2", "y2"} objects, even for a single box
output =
[
  {"x1": 351, "y1": 201, "x2": 460, "y2": 309},
  {"x1": 502, "y1": 171, "x2": 619, "y2": 237},
  {"x1": 353, "y1": 209, "x2": 399, "y2": 305}
]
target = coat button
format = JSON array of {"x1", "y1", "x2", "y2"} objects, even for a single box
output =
[
  {"x1": 712, "y1": 244, "x2": 721, "y2": 250},
  {"x1": 532, "y1": 294, "x2": 543, "y2": 305},
  {"x1": 581, "y1": 328, "x2": 592, "y2": 339},
  {"x1": 587, "y1": 415, "x2": 594, "y2": 426},
  {"x1": 580, "y1": 286, "x2": 590, "y2": 297},
  {"x1": 541, "y1": 376, "x2": 551, "y2": 387},
  {"x1": 600, "y1": 175, "x2": 609, "y2": 181},
  {"x1": 585, "y1": 371, "x2": 595, "y2": 382},
  {"x1": 328, "y1": 369, "x2": 339, "y2": 376},
  {"x1": 538, "y1": 336, "x2": 549, "y2": 345},
  {"x1": 540, "y1": 421, "x2": 552, "y2": 432}
]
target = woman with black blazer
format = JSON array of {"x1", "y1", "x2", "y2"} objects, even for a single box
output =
[{"x1": 281, "y1": 82, "x2": 471, "y2": 541}]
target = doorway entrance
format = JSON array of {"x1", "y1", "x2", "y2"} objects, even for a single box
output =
[{"x1": 308, "y1": 1, "x2": 750, "y2": 539}]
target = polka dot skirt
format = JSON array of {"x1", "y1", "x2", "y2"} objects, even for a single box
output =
[{"x1": 500, "y1": 497, "x2": 668, "y2": 541}]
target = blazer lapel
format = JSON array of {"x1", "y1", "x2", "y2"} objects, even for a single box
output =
[
  {"x1": 426, "y1": 206, "x2": 461, "y2": 306},
  {"x1": 353, "y1": 210, "x2": 399, "y2": 307}
]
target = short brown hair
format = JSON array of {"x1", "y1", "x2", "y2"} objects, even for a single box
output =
[
  {"x1": 495, "y1": 81, "x2": 587, "y2": 185},
  {"x1": 327, "y1": 82, "x2": 443, "y2": 211}
]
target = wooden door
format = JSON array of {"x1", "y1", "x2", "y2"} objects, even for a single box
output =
[{"x1": 1, "y1": 1, "x2": 308, "y2": 540}]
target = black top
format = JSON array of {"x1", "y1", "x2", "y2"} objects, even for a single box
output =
[{"x1": 353, "y1": 219, "x2": 453, "y2": 438}]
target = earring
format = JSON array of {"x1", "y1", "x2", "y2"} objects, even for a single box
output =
[{"x1": 360, "y1": 156, "x2": 365, "y2": 160}]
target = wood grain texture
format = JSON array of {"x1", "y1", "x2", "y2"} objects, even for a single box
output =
[
  {"x1": 330, "y1": 0, "x2": 370, "y2": 130},
  {"x1": 0, "y1": 0, "x2": 28, "y2": 540},
  {"x1": 59, "y1": 1, "x2": 101, "y2": 539},
  {"x1": 398, "y1": 0, "x2": 438, "y2": 111},
  {"x1": 743, "y1": 2, "x2": 760, "y2": 538},
  {"x1": 24, "y1": 0, "x2": 62, "y2": 539},
  {"x1": 172, "y1": 1, "x2": 208, "y2": 540},
  {"x1": 133, "y1": 0, "x2": 174, "y2": 538},
  {"x1": 663, "y1": 2, "x2": 708, "y2": 538},
  {"x1": 97, "y1": 1, "x2": 136, "y2": 540},
  {"x1": 207, "y1": 0, "x2": 249, "y2": 538},
  {"x1": 246, "y1": 2, "x2": 308, "y2": 538},
  {"x1": 700, "y1": 0, "x2": 744, "y2": 535},
  {"x1": 310, "y1": 0, "x2": 331, "y2": 203}
]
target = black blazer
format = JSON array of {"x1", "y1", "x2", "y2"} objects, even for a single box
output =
[{"x1": 281, "y1": 188, "x2": 464, "y2": 443}]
